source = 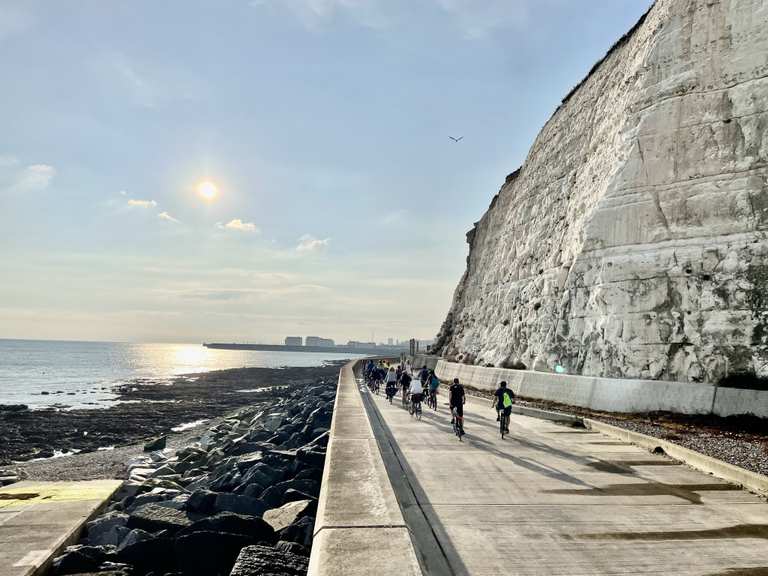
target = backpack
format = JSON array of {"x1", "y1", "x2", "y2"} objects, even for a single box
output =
[{"x1": 502, "y1": 390, "x2": 514, "y2": 408}]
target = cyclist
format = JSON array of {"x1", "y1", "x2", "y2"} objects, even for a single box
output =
[
  {"x1": 449, "y1": 378, "x2": 466, "y2": 432},
  {"x1": 408, "y1": 375, "x2": 424, "y2": 415},
  {"x1": 427, "y1": 370, "x2": 440, "y2": 410},
  {"x1": 493, "y1": 381, "x2": 515, "y2": 433},
  {"x1": 418, "y1": 365, "x2": 430, "y2": 386},
  {"x1": 399, "y1": 369, "x2": 412, "y2": 407},
  {"x1": 384, "y1": 366, "x2": 398, "y2": 398}
]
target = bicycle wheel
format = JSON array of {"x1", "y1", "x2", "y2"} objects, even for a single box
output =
[
  {"x1": 416, "y1": 402, "x2": 422, "y2": 420},
  {"x1": 500, "y1": 413, "x2": 506, "y2": 439}
]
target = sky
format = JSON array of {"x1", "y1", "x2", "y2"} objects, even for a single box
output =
[{"x1": 0, "y1": 0, "x2": 654, "y2": 345}]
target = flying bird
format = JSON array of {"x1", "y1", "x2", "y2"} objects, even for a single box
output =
[{"x1": 449, "y1": 136, "x2": 464, "y2": 142}]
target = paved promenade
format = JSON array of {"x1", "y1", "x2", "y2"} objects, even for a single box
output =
[
  {"x1": 362, "y1": 383, "x2": 768, "y2": 575},
  {"x1": 0, "y1": 480, "x2": 122, "y2": 576}
]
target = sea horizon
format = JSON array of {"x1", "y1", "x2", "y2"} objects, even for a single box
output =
[{"x1": 0, "y1": 339, "x2": 365, "y2": 410}]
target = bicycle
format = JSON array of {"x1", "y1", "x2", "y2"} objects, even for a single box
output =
[
  {"x1": 401, "y1": 389, "x2": 410, "y2": 410},
  {"x1": 451, "y1": 407, "x2": 464, "y2": 440},
  {"x1": 427, "y1": 390, "x2": 437, "y2": 411},
  {"x1": 410, "y1": 396, "x2": 422, "y2": 420},
  {"x1": 499, "y1": 409, "x2": 510, "y2": 439}
]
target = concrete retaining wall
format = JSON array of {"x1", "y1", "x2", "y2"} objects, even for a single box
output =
[
  {"x1": 308, "y1": 361, "x2": 422, "y2": 576},
  {"x1": 422, "y1": 358, "x2": 768, "y2": 418}
]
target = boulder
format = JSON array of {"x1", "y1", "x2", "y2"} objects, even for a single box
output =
[
  {"x1": 52, "y1": 545, "x2": 116, "y2": 575},
  {"x1": 127, "y1": 503, "x2": 194, "y2": 534},
  {"x1": 229, "y1": 544, "x2": 309, "y2": 576},
  {"x1": 214, "y1": 493, "x2": 266, "y2": 517},
  {"x1": 143, "y1": 436, "x2": 167, "y2": 452},
  {"x1": 116, "y1": 535, "x2": 175, "y2": 574},
  {"x1": 275, "y1": 540, "x2": 309, "y2": 557},
  {"x1": 263, "y1": 500, "x2": 315, "y2": 532},
  {"x1": 278, "y1": 516, "x2": 314, "y2": 547},
  {"x1": 186, "y1": 489, "x2": 217, "y2": 514},
  {"x1": 173, "y1": 531, "x2": 253, "y2": 576},
  {"x1": 177, "y1": 512, "x2": 275, "y2": 544},
  {"x1": 86, "y1": 512, "x2": 129, "y2": 547}
]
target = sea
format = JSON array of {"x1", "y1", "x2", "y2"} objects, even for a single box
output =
[{"x1": 0, "y1": 339, "x2": 365, "y2": 410}]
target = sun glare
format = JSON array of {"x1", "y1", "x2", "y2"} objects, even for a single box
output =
[{"x1": 197, "y1": 180, "x2": 219, "y2": 201}]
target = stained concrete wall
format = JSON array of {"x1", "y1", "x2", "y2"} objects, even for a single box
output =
[
  {"x1": 435, "y1": 0, "x2": 768, "y2": 385},
  {"x1": 430, "y1": 358, "x2": 768, "y2": 418}
]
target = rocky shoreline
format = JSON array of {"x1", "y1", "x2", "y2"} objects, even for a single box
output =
[
  {"x1": 47, "y1": 372, "x2": 337, "y2": 576},
  {"x1": 0, "y1": 363, "x2": 341, "y2": 469}
]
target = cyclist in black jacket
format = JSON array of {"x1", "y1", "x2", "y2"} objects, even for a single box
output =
[{"x1": 449, "y1": 378, "x2": 466, "y2": 431}]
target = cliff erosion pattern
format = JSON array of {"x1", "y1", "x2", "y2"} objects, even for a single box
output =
[{"x1": 435, "y1": 0, "x2": 768, "y2": 384}]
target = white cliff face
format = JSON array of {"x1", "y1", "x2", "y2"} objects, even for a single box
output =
[{"x1": 436, "y1": 0, "x2": 768, "y2": 384}]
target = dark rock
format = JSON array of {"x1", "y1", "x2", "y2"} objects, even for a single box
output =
[
  {"x1": 52, "y1": 545, "x2": 116, "y2": 575},
  {"x1": 214, "y1": 493, "x2": 266, "y2": 517},
  {"x1": 293, "y1": 467, "x2": 323, "y2": 482},
  {"x1": 278, "y1": 516, "x2": 314, "y2": 547},
  {"x1": 177, "y1": 512, "x2": 276, "y2": 544},
  {"x1": 0, "y1": 404, "x2": 28, "y2": 412},
  {"x1": 127, "y1": 504, "x2": 193, "y2": 534},
  {"x1": 275, "y1": 540, "x2": 309, "y2": 557},
  {"x1": 86, "y1": 511, "x2": 129, "y2": 547},
  {"x1": 281, "y1": 489, "x2": 316, "y2": 506},
  {"x1": 229, "y1": 544, "x2": 309, "y2": 576},
  {"x1": 116, "y1": 535, "x2": 175, "y2": 574},
  {"x1": 116, "y1": 528, "x2": 154, "y2": 553},
  {"x1": 186, "y1": 489, "x2": 217, "y2": 513},
  {"x1": 144, "y1": 436, "x2": 167, "y2": 452},
  {"x1": 173, "y1": 531, "x2": 253, "y2": 576},
  {"x1": 296, "y1": 448, "x2": 325, "y2": 468}
]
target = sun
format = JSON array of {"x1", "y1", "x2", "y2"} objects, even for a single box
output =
[{"x1": 197, "y1": 180, "x2": 219, "y2": 201}]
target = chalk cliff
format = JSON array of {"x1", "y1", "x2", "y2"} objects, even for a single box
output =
[{"x1": 435, "y1": 0, "x2": 768, "y2": 384}]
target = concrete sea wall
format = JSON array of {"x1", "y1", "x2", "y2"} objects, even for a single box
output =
[
  {"x1": 429, "y1": 357, "x2": 768, "y2": 418},
  {"x1": 435, "y1": 0, "x2": 768, "y2": 385}
]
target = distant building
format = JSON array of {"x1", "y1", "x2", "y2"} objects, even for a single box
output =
[
  {"x1": 387, "y1": 338, "x2": 394, "y2": 346},
  {"x1": 306, "y1": 336, "x2": 335, "y2": 347},
  {"x1": 284, "y1": 336, "x2": 303, "y2": 346},
  {"x1": 347, "y1": 341, "x2": 377, "y2": 349}
]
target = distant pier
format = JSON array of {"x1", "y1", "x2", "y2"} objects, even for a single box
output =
[{"x1": 203, "y1": 342, "x2": 404, "y2": 357}]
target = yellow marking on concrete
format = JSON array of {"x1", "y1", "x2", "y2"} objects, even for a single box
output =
[{"x1": 0, "y1": 481, "x2": 122, "y2": 510}]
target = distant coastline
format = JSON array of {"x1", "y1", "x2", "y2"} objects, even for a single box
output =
[{"x1": 203, "y1": 342, "x2": 405, "y2": 356}]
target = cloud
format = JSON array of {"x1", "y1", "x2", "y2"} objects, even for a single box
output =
[
  {"x1": 158, "y1": 211, "x2": 180, "y2": 224},
  {"x1": 251, "y1": 0, "x2": 388, "y2": 30},
  {"x1": 0, "y1": 5, "x2": 33, "y2": 41},
  {"x1": 127, "y1": 199, "x2": 157, "y2": 208},
  {"x1": 435, "y1": 0, "x2": 530, "y2": 38},
  {"x1": 18, "y1": 164, "x2": 56, "y2": 190},
  {"x1": 218, "y1": 218, "x2": 259, "y2": 233},
  {"x1": 99, "y1": 53, "x2": 206, "y2": 108},
  {"x1": 381, "y1": 209, "x2": 409, "y2": 226},
  {"x1": 296, "y1": 234, "x2": 330, "y2": 253}
]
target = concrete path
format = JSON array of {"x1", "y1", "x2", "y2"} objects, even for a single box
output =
[
  {"x1": 0, "y1": 480, "x2": 122, "y2": 576},
  {"x1": 361, "y1": 383, "x2": 768, "y2": 576}
]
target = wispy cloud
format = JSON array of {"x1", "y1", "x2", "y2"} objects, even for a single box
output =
[
  {"x1": 250, "y1": 0, "x2": 389, "y2": 30},
  {"x1": 250, "y1": 0, "x2": 528, "y2": 37},
  {"x1": 218, "y1": 218, "x2": 259, "y2": 233},
  {"x1": 1, "y1": 158, "x2": 56, "y2": 193},
  {"x1": 381, "y1": 209, "x2": 409, "y2": 226},
  {"x1": 0, "y1": 4, "x2": 33, "y2": 41},
  {"x1": 127, "y1": 199, "x2": 157, "y2": 208},
  {"x1": 99, "y1": 52, "x2": 206, "y2": 108},
  {"x1": 158, "y1": 211, "x2": 180, "y2": 224},
  {"x1": 296, "y1": 234, "x2": 330, "y2": 253},
  {"x1": 435, "y1": 0, "x2": 530, "y2": 38}
]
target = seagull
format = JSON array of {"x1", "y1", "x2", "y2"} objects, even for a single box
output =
[{"x1": 449, "y1": 135, "x2": 464, "y2": 142}]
